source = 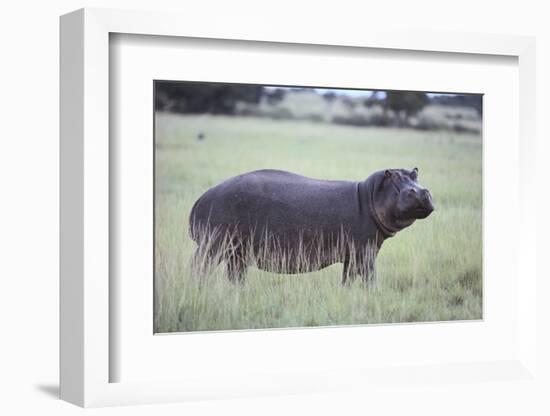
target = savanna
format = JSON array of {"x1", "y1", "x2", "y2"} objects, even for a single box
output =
[{"x1": 154, "y1": 96, "x2": 482, "y2": 333}]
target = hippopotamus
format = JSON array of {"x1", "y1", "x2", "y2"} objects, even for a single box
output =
[{"x1": 189, "y1": 168, "x2": 434, "y2": 285}]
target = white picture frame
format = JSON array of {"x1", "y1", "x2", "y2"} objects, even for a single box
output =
[{"x1": 60, "y1": 7, "x2": 537, "y2": 407}]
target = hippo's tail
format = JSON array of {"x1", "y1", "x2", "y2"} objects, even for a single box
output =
[
  {"x1": 188, "y1": 195, "x2": 217, "y2": 245},
  {"x1": 188, "y1": 197, "x2": 202, "y2": 243}
]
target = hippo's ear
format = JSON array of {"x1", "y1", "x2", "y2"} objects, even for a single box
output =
[
  {"x1": 384, "y1": 170, "x2": 392, "y2": 178},
  {"x1": 411, "y1": 167, "x2": 419, "y2": 180}
]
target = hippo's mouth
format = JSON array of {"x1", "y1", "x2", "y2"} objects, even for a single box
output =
[
  {"x1": 414, "y1": 208, "x2": 433, "y2": 219},
  {"x1": 413, "y1": 200, "x2": 435, "y2": 219}
]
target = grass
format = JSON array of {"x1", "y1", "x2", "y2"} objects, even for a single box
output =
[{"x1": 154, "y1": 112, "x2": 482, "y2": 333}]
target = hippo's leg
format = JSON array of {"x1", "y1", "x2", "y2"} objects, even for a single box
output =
[
  {"x1": 190, "y1": 244, "x2": 214, "y2": 283},
  {"x1": 341, "y1": 258, "x2": 350, "y2": 285},
  {"x1": 358, "y1": 251, "x2": 377, "y2": 287},
  {"x1": 225, "y1": 240, "x2": 248, "y2": 284},
  {"x1": 357, "y1": 249, "x2": 377, "y2": 287},
  {"x1": 341, "y1": 255, "x2": 356, "y2": 286},
  {"x1": 226, "y1": 252, "x2": 247, "y2": 284}
]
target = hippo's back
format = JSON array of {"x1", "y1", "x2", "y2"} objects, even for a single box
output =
[{"x1": 189, "y1": 169, "x2": 359, "y2": 243}]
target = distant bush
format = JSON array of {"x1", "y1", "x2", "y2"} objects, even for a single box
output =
[
  {"x1": 155, "y1": 81, "x2": 262, "y2": 114},
  {"x1": 265, "y1": 107, "x2": 294, "y2": 120},
  {"x1": 416, "y1": 105, "x2": 481, "y2": 133},
  {"x1": 332, "y1": 115, "x2": 371, "y2": 126},
  {"x1": 155, "y1": 82, "x2": 482, "y2": 133},
  {"x1": 431, "y1": 94, "x2": 482, "y2": 116}
]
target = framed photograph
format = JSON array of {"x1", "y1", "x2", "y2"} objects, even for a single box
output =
[
  {"x1": 60, "y1": 8, "x2": 538, "y2": 407},
  {"x1": 153, "y1": 80, "x2": 480, "y2": 334}
]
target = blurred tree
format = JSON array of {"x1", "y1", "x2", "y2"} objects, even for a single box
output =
[
  {"x1": 265, "y1": 88, "x2": 286, "y2": 105},
  {"x1": 364, "y1": 90, "x2": 383, "y2": 107},
  {"x1": 383, "y1": 91, "x2": 429, "y2": 126},
  {"x1": 323, "y1": 91, "x2": 337, "y2": 102},
  {"x1": 155, "y1": 82, "x2": 263, "y2": 114}
]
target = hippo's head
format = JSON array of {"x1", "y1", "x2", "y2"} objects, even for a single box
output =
[{"x1": 365, "y1": 168, "x2": 434, "y2": 237}]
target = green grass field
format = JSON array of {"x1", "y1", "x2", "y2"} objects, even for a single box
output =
[{"x1": 154, "y1": 112, "x2": 482, "y2": 333}]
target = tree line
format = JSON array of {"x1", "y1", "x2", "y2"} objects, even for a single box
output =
[{"x1": 155, "y1": 81, "x2": 481, "y2": 120}]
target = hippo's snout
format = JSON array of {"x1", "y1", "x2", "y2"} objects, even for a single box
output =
[{"x1": 420, "y1": 189, "x2": 435, "y2": 216}]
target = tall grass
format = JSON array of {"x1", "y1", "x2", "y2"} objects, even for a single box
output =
[{"x1": 154, "y1": 113, "x2": 482, "y2": 333}]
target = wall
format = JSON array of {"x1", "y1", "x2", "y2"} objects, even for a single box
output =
[{"x1": 0, "y1": 1, "x2": 548, "y2": 415}]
